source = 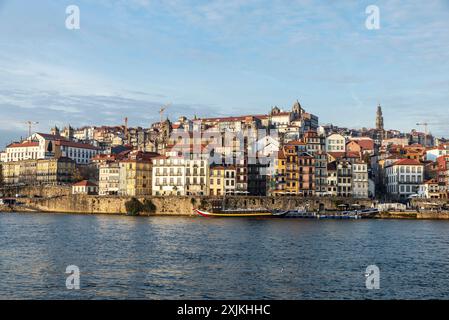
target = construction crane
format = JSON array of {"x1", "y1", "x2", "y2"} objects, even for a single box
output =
[
  {"x1": 26, "y1": 121, "x2": 39, "y2": 137},
  {"x1": 416, "y1": 122, "x2": 436, "y2": 146},
  {"x1": 159, "y1": 103, "x2": 171, "y2": 124}
]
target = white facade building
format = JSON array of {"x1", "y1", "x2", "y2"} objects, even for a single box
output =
[
  {"x1": 152, "y1": 153, "x2": 209, "y2": 196},
  {"x1": 72, "y1": 180, "x2": 99, "y2": 195},
  {"x1": 325, "y1": 133, "x2": 346, "y2": 152},
  {"x1": 417, "y1": 179, "x2": 440, "y2": 199},
  {"x1": 385, "y1": 159, "x2": 424, "y2": 200},
  {"x1": 0, "y1": 141, "x2": 41, "y2": 162},
  {"x1": 426, "y1": 145, "x2": 449, "y2": 162},
  {"x1": 352, "y1": 161, "x2": 369, "y2": 198},
  {"x1": 0, "y1": 133, "x2": 99, "y2": 165},
  {"x1": 55, "y1": 140, "x2": 99, "y2": 164},
  {"x1": 99, "y1": 162, "x2": 120, "y2": 195}
]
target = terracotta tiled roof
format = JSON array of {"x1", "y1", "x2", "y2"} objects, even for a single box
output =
[
  {"x1": 354, "y1": 139, "x2": 374, "y2": 150},
  {"x1": 271, "y1": 112, "x2": 291, "y2": 116},
  {"x1": 327, "y1": 152, "x2": 345, "y2": 159},
  {"x1": 55, "y1": 140, "x2": 99, "y2": 150},
  {"x1": 393, "y1": 159, "x2": 423, "y2": 166},
  {"x1": 7, "y1": 141, "x2": 39, "y2": 148},
  {"x1": 385, "y1": 155, "x2": 404, "y2": 160},
  {"x1": 120, "y1": 158, "x2": 153, "y2": 163},
  {"x1": 73, "y1": 180, "x2": 97, "y2": 187},
  {"x1": 152, "y1": 155, "x2": 168, "y2": 160},
  {"x1": 91, "y1": 154, "x2": 118, "y2": 162},
  {"x1": 200, "y1": 113, "x2": 273, "y2": 123},
  {"x1": 35, "y1": 132, "x2": 66, "y2": 140},
  {"x1": 345, "y1": 151, "x2": 361, "y2": 158},
  {"x1": 286, "y1": 140, "x2": 306, "y2": 146}
]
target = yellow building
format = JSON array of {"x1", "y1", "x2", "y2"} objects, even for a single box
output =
[
  {"x1": 119, "y1": 159, "x2": 153, "y2": 196},
  {"x1": 209, "y1": 166, "x2": 237, "y2": 196},
  {"x1": 0, "y1": 158, "x2": 76, "y2": 185},
  {"x1": 1, "y1": 162, "x2": 21, "y2": 185},
  {"x1": 37, "y1": 158, "x2": 76, "y2": 184},
  {"x1": 269, "y1": 150, "x2": 286, "y2": 195},
  {"x1": 270, "y1": 142, "x2": 315, "y2": 196},
  {"x1": 209, "y1": 166, "x2": 225, "y2": 196},
  {"x1": 284, "y1": 144, "x2": 299, "y2": 194}
]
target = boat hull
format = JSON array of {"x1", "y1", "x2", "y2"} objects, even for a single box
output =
[{"x1": 195, "y1": 209, "x2": 287, "y2": 218}]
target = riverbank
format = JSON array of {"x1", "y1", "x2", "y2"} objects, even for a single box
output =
[
  {"x1": 13, "y1": 194, "x2": 375, "y2": 216},
  {"x1": 2, "y1": 186, "x2": 448, "y2": 218},
  {"x1": 4, "y1": 200, "x2": 449, "y2": 220}
]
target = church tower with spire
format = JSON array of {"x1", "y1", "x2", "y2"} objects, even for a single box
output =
[{"x1": 375, "y1": 104, "x2": 385, "y2": 141}]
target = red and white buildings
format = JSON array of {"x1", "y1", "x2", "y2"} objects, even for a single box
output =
[
  {"x1": 72, "y1": 180, "x2": 99, "y2": 195},
  {"x1": 418, "y1": 179, "x2": 440, "y2": 199},
  {"x1": 0, "y1": 133, "x2": 99, "y2": 165},
  {"x1": 426, "y1": 144, "x2": 449, "y2": 162},
  {"x1": 0, "y1": 141, "x2": 41, "y2": 162}
]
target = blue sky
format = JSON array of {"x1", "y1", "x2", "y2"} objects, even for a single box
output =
[{"x1": 0, "y1": 0, "x2": 449, "y2": 146}]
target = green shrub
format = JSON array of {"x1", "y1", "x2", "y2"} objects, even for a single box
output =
[
  {"x1": 200, "y1": 199, "x2": 208, "y2": 209},
  {"x1": 125, "y1": 198, "x2": 144, "y2": 216}
]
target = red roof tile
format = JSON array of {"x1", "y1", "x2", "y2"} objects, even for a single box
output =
[
  {"x1": 35, "y1": 132, "x2": 67, "y2": 140},
  {"x1": 286, "y1": 140, "x2": 306, "y2": 146},
  {"x1": 73, "y1": 180, "x2": 97, "y2": 187},
  {"x1": 355, "y1": 139, "x2": 374, "y2": 150},
  {"x1": 55, "y1": 140, "x2": 99, "y2": 150},
  {"x1": 7, "y1": 141, "x2": 39, "y2": 148},
  {"x1": 327, "y1": 152, "x2": 345, "y2": 159},
  {"x1": 393, "y1": 159, "x2": 423, "y2": 166}
]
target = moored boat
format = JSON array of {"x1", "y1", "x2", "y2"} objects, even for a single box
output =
[
  {"x1": 194, "y1": 208, "x2": 288, "y2": 218},
  {"x1": 284, "y1": 209, "x2": 362, "y2": 219},
  {"x1": 285, "y1": 209, "x2": 317, "y2": 218}
]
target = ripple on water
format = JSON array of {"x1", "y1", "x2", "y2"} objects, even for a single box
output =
[{"x1": 1, "y1": 213, "x2": 449, "y2": 299}]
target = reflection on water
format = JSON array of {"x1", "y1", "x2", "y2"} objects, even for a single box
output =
[{"x1": 1, "y1": 212, "x2": 449, "y2": 299}]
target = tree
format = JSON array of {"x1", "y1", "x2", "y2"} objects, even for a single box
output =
[
  {"x1": 47, "y1": 141, "x2": 53, "y2": 153},
  {"x1": 142, "y1": 199, "x2": 156, "y2": 214},
  {"x1": 125, "y1": 198, "x2": 144, "y2": 216},
  {"x1": 200, "y1": 199, "x2": 208, "y2": 209}
]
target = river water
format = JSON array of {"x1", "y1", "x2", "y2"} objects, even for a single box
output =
[{"x1": 1, "y1": 212, "x2": 449, "y2": 299}]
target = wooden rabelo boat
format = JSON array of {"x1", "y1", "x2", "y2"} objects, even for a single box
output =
[{"x1": 194, "y1": 208, "x2": 288, "y2": 218}]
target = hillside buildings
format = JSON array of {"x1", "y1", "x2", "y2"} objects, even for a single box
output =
[
  {"x1": 1, "y1": 100, "x2": 448, "y2": 201},
  {"x1": 0, "y1": 133, "x2": 98, "y2": 164},
  {"x1": 1, "y1": 158, "x2": 76, "y2": 185}
]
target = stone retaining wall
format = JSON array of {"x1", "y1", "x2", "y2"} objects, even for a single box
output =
[{"x1": 21, "y1": 195, "x2": 373, "y2": 215}]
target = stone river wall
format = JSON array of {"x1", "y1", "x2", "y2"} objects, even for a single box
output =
[
  {"x1": 0, "y1": 185, "x2": 71, "y2": 198},
  {"x1": 19, "y1": 195, "x2": 374, "y2": 216}
]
